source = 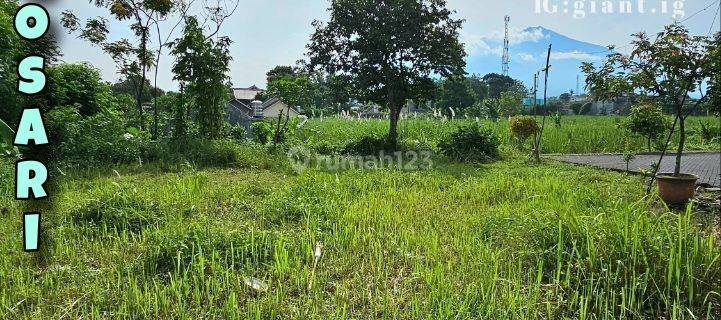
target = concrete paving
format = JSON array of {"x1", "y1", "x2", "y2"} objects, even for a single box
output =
[{"x1": 548, "y1": 152, "x2": 720, "y2": 187}]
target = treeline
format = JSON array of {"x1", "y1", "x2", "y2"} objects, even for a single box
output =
[
  {"x1": 262, "y1": 64, "x2": 532, "y2": 119},
  {"x1": 0, "y1": 0, "x2": 247, "y2": 166}
]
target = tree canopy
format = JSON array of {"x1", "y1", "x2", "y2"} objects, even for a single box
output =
[
  {"x1": 307, "y1": 0, "x2": 466, "y2": 145},
  {"x1": 482, "y1": 73, "x2": 527, "y2": 99},
  {"x1": 583, "y1": 24, "x2": 717, "y2": 175},
  {"x1": 171, "y1": 16, "x2": 232, "y2": 139}
]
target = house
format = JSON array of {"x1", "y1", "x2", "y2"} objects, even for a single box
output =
[
  {"x1": 232, "y1": 85, "x2": 263, "y2": 106},
  {"x1": 402, "y1": 101, "x2": 428, "y2": 115},
  {"x1": 225, "y1": 86, "x2": 301, "y2": 127},
  {"x1": 260, "y1": 97, "x2": 301, "y2": 118}
]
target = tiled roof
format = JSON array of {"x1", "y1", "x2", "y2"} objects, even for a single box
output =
[{"x1": 232, "y1": 86, "x2": 263, "y2": 101}]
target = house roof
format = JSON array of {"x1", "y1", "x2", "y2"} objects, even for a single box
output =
[
  {"x1": 229, "y1": 99, "x2": 252, "y2": 111},
  {"x1": 262, "y1": 97, "x2": 301, "y2": 113},
  {"x1": 232, "y1": 85, "x2": 263, "y2": 101}
]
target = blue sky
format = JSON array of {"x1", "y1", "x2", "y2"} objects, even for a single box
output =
[{"x1": 46, "y1": 0, "x2": 720, "y2": 95}]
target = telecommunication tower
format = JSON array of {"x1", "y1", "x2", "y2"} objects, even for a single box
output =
[{"x1": 502, "y1": 15, "x2": 510, "y2": 76}]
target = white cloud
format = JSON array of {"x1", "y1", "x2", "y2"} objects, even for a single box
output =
[
  {"x1": 462, "y1": 27, "x2": 547, "y2": 56},
  {"x1": 516, "y1": 53, "x2": 535, "y2": 61},
  {"x1": 552, "y1": 51, "x2": 604, "y2": 61},
  {"x1": 461, "y1": 33, "x2": 504, "y2": 56},
  {"x1": 485, "y1": 27, "x2": 547, "y2": 44}
]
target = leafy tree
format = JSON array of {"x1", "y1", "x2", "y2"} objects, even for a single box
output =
[
  {"x1": 465, "y1": 74, "x2": 488, "y2": 102},
  {"x1": 437, "y1": 78, "x2": 475, "y2": 114},
  {"x1": 110, "y1": 77, "x2": 164, "y2": 103},
  {"x1": 623, "y1": 104, "x2": 670, "y2": 152},
  {"x1": 569, "y1": 102, "x2": 584, "y2": 115},
  {"x1": 311, "y1": 72, "x2": 354, "y2": 114},
  {"x1": 307, "y1": 0, "x2": 466, "y2": 146},
  {"x1": 171, "y1": 16, "x2": 232, "y2": 139},
  {"x1": 0, "y1": 0, "x2": 60, "y2": 126},
  {"x1": 583, "y1": 24, "x2": 716, "y2": 176},
  {"x1": 708, "y1": 34, "x2": 721, "y2": 116},
  {"x1": 46, "y1": 64, "x2": 107, "y2": 116},
  {"x1": 266, "y1": 66, "x2": 297, "y2": 84},
  {"x1": 61, "y1": 0, "x2": 181, "y2": 136},
  {"x1": 559, "y1": 92, "x2": 572, "y2": 104},
  {"x1": 498, "y1": 91, "x2": 524, "y2": 117},
  {"x1": 481, "y1": 99, "x2": 501, "y2": 121},
  {"x1": 482, "y1": 73, "x2": 526, "y2": 99},
  {"x1": 267, "y1": 75, "x2": 315, "y2": 112}
]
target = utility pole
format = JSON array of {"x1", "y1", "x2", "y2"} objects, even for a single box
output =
[
  {"x1": 532, "y1": 73, "x2": 538, "y2": 116},
  {"x1": 502, "y1": 15, "x2": 510, "y2": 76},
  {"x1": 533, "y1": 44, "x2": 552, "y2": 162}
]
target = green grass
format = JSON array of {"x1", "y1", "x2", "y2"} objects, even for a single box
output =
[
  {"x1": 0, "y1": 116, "x2": 719, "y2": 319},
  {"x1": 297, "y1": 116, "x2": 719, "y2": 155}
]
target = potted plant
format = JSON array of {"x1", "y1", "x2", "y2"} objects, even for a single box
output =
[{"x1": 583, "y1": 24, "x2": 717, "y2": 205}]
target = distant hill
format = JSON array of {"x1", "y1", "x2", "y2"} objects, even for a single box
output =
[{"x1": 465, "y1": 26, "x2": 611, "y2": 97}]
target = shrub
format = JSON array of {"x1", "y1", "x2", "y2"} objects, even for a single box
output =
[
  {"x1": 623, "y1": 104, "x2": 670, "y2": 151},
  {"x1": 225, "y1": 124, "x2": 249, "y2": 141},
  {"x1": 509, "y1": 115, "x2": 540, "y2": 143},
  {"x1": 251, "y1": 121, "x2": 274, "y2": 144},
  {"x1": 342, "y1": 135, "x2": 396, "y2": 155},
  {"x1": 697, "y1": 121, "x2": 720, "y2": 144},
  {"x1": 438, "y1": 123, "x2": 500, "y2": 163},
  {"x1": 46, "y1": 106, "x2": 147, "y2": 166}
]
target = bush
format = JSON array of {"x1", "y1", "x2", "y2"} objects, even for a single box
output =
[
  {"x1": 143, "y1": 138, "x2": 284, "y2": 170},
  {"x1": 342, "y1": 135, "x2": 396, "y2": 155},
  {"x1": 251, "y1": 121, "x2": 274, "y2": 144},
  {"x1": 438, "y1": 123, "x2": 500, "y2": 163},
  {"x1": 46, "y1": 106, "x2": 147, "y2": 166},
  {"x1": 509, "y1": 115, "x2": 540, "y2": 143},
  {"x1": 623, "y1": 104, "x2": 670, "y2": 151}
]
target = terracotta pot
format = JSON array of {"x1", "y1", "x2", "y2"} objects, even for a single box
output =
[{"x1": 656, "y1": 173, "x2": 698, "y2": 205}]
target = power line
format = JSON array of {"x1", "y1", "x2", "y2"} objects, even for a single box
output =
[
  {"x1": 708, "y1": 3, "x2": 720, "y2": 36},
  {"x1": 679, "y1": 0, "x2": 718, "y2": 23}
]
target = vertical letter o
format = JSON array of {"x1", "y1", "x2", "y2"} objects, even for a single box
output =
[{"x1": 15, "y1": 4, "x2": 49, "y2": 40}]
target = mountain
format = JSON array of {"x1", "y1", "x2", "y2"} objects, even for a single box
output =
[{"x1": 465, "y1": 26, "x2": 611, "y2": 97}]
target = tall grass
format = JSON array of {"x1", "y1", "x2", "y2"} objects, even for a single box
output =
[
  {"x1": 297, "y1": 116, "x2": 719, "y2": 155},
  {"x1": 0, "y1": 156, "x2": 718, "y2": 318}
]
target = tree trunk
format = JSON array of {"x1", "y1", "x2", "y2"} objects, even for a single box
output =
[
  {"x1": 674, "y1": 115, "x2": 685, "y2": 176},
  {"x1": 647, "y1": 138, "x2": 651, "y2": 152},
  {"x1": 152, "y1": 75, "x2": 158, "y2": 140},
  {"x1": 137, "y1": 29, "x2": 148, "y2": 131},
  {"x1": 388, "y1": 103, "x2": 401, "y2": 147}
]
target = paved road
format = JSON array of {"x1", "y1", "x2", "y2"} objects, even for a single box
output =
[{"x1": 548, "y1": 152, "x2": 720, "y2": 187}]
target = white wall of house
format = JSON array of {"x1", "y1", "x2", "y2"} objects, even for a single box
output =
[{"x1": 263, "y1": 100, "x2": 299, "y2": 118}]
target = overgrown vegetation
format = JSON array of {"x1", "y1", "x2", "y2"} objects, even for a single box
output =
[
  {"x1": 438, "y1": 123, "x2": 500, "y2": 163},
  {"x1": 1, "y1": 152, "x2": 718, "y2": 318}
]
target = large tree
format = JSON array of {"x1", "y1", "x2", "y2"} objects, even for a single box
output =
[
  {"x1": 307, "y1": 0, "x2": 466, "y2": 145},
  {"x1": 482, "y1": 73, "x2": 527, "y2": 99},
  {"x1": 437, "y1": 77, "x2": 475, "y2": 114},
  {"x1": 583, "y1": 24, "x2": 717, "y2": 176},
  {"x1": 311, "y1": 72, "x2": 354, "y2": 115}
]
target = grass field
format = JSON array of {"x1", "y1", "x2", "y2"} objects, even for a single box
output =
[
  {"x1": 0, "y1": 116, "x2": 719, "y2": 319},
  {"x1": 297, "y1": 116, "x2": 719, "y2": 155}
]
